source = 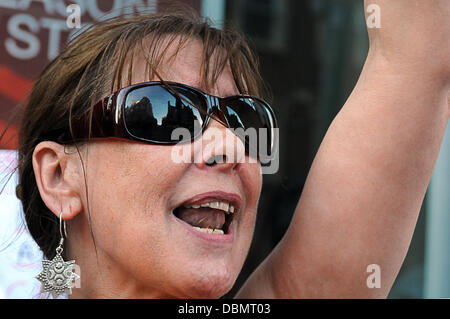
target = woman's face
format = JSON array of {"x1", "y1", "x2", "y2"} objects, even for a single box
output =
[{"x1": 69, "y1": 39, "x2": 263, "y2": 298}]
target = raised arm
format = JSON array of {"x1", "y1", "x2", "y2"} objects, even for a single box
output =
[{"x1": 237, "y1": 0, "x2": 450, "y2": 298}]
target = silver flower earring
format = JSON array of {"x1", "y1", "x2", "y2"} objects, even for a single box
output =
[{"x1": 36, "y1": 212, "x2": 79, "y2": 298}]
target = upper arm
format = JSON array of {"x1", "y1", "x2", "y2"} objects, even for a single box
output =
[
  {"x1": 237, "y1": 0, "x2": 450, "y2": 299},
  {"x1": 237, "y1": 56, "x2": 449, "y2": 298}
]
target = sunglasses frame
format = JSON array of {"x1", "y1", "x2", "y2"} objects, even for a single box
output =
[{"x1": 65, "y1": 81, "x2": 277, "y2": 157}]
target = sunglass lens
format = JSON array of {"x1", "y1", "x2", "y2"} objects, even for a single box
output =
[
  {"x1": 223, "y1": 97, "x2": 276, "y2": 159},
  {"x1": 124, "y1": 85, "x2": 206, "y2": 143}
]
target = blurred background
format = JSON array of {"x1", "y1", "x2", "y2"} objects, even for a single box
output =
[{"x1": 0, "y1": 0, "x2": 448, "y2": 299}]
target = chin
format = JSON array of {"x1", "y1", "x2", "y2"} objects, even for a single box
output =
[{"x1": 177, "y1": 265, "x2": 237, "y2": 299}]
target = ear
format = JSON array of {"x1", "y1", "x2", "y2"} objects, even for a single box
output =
[{"x1": 32, "y1": 141, "x2": 83, "y2": 220}]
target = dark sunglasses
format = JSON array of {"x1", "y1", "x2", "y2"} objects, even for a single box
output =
[{"x1": 58, "y1": 81, "x2": 277, "y2": 161}]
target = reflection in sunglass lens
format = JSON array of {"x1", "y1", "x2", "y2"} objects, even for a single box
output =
[{"x1": 124, "y1": 86, "x2": 206, "y2": 143}]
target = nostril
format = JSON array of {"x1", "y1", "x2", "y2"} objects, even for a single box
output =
[{"x1": 206, "y1": 155, "x2": 227, "y2": 166}]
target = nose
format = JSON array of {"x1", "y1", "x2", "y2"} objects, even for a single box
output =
[{"x1": 193, "y1": 117, "x2": 246, "y2": 172}]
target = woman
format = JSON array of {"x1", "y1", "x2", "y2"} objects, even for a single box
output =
[{"x1": 15, "y1": 1, "x2": 450, "y2": 298}]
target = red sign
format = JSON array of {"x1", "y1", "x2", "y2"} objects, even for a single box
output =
[{"x1": 0, "y1": 0, "x2": 201, "y2": 149}]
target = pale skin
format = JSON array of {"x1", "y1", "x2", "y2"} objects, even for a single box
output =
[{"x1": 32, "y1": 0, "x2": 449, "y2": 298}]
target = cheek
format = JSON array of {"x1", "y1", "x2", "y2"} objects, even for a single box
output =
[
  {"x1": 239, "y1": 160, "x2": 263, "y2": 212},
  {"x1": 82, "y1": 143, "x2": 186, "y2": 252},
  {"x1": 87, "y1": 142, "x2": 184, "y2": 201}
]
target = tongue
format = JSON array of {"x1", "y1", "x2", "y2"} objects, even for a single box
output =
[{"x1": 175, "y1": 207, "x2": 225, "y2": 229}]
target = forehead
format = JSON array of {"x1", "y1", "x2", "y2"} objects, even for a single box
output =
[{"x1": 124, "y1": 37, "x2": 239, "y2": 98}]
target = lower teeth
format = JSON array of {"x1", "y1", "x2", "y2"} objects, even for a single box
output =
[{"x1": 193, "y1": 227, "x2": 224, "y2": 235}]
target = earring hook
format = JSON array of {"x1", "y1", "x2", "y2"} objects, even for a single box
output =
[{"x1": 59, "y1": 212, "x2": 67, "y2": 239}]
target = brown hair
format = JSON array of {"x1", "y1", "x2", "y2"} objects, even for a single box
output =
[{"x1": 13, "y1": 8, "x2": 265, "y2": 259}]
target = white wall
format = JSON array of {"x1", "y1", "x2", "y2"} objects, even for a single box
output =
[{"x1": 0, "y1": 150, "x2": 42, "y2": 298}]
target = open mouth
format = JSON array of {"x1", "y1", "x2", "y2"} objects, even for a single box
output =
[{"x1": 173, "y1": 200, "x2": 236, "y2": 235}]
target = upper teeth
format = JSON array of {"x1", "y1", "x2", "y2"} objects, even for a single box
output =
[{"x1": 183, "y1": 201, "x2": 235, "y2": 214}]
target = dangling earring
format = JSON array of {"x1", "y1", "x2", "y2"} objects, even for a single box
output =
[{"x1": 36, "y1": 212, "x2": 79, "y2": 298}]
